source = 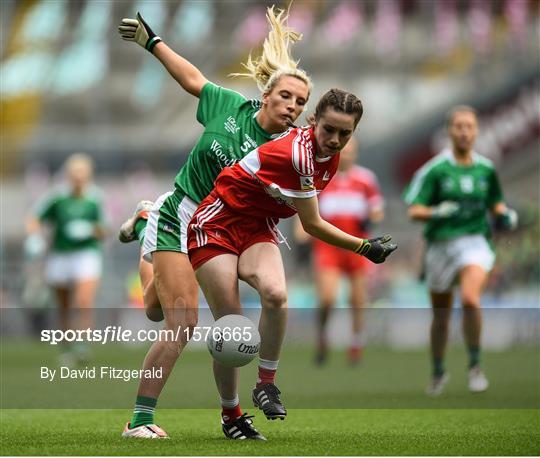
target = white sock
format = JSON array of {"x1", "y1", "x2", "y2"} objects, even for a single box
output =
[
  {"x1": 258, "y1": 358, "x2": 279, "y2": 370},
  {"x1": 220, "y1": 395, "x2": 240, "y2": 408}
]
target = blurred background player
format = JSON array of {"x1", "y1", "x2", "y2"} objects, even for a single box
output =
[
  {"x1": 25, "y1": 153, "x2": 106, "y2": 366},
  {"x1": 403, "y1": 106, "x2": 518, "y2": 396},
  {"x1": 117, "y1": 7, "x2": 312, "y2": 439},
  {"x1": 296, "y1": 137, "x2": 384, "y2": 366},
  {"x1": 188, "y1": 88, "x2": 397, "y2": 439}
]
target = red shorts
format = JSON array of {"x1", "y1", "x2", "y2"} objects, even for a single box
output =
[
  {"x1": 313, "y1": 240, "x2": 371, "y2": 275},
  {"x1": 187, "y1": 191, "x2": 278, "y2": 270}
]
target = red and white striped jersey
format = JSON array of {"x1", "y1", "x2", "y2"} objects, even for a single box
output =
[
  {"x1": 213, "y1": 126, "x2": 340, "y2": 219},
  {"x1": 318, "y1": 165, "x2": 383, "y2": 237}
]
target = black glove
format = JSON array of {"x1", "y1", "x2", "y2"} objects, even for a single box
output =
[
  {"x1": 354, "y1": 235, "x2": 397, "y2": 264},
  {"x1": 118, "y1": 12, "x2": 162, "y2": 53}
]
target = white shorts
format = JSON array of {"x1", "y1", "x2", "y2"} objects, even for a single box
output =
[
  {"x1": 142, "y1": 191, "x2": 198, "y2": 263},
  {"x1": 45, "y1": 249, "x2": 102, "y2": 286},
  {"x1": 425, "y1": 234, "x2": 495, "y2": 293}
]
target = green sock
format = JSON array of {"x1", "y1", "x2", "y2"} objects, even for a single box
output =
[
  {"x1": 134, "y1": 219, "x2": 147, "y2": 245},
  {"x1": 468, "y1": 346, "x2": 480, "y2": 369},
  {"x1": 433, "y1": 358, "x2": 445, "y2": 377},
  {"x1": 130, "y1": 396, "x2": 157, "y2": 428}
]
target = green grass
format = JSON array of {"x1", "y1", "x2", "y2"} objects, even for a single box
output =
[
  {"x1": 2, "y1": 343, "x2": 539, "y2": 409},
  {"x1": 1, "y1": 409, "x2": 539, "y2": 455},
  {"x1": 1, "y1": 343, "x2": 539, "y2": 455}
]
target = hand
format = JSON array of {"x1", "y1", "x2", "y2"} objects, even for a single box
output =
[
  {"x1": 24, "y1": 234, "x2": 46, "y2": 260},
  {"x1": 354, "y1": 235, "x2": 397, "y2": 264},
  {"x1": 118, "y1": 12, "x2": 162, "y2": 53},
  {"x1": 432, "y1": 201, "x2": 460, "y2": 219},
  {"x1": 495, "y1": 208, "x2": 518, "y2": 231}
]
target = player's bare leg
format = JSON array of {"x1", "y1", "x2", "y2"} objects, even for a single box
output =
[
  {"x1": 349, "y1": 272, "x2": 367, "y2": 365},
  {"x1": 72, "y1": 278, "x2": 99, "y2": 363},
  {"x1": 53, "y1": 286, "x2": 71, "y2": 332},
  {"x1": 459, "y1": 265, "x2": 489, "y2": 392},
  {"x1": 73, "y1": 278, "x2": 99, "y2": 330},
  {"x1": 314, "y1": 269, "x2": 339, "y2": 365},
  {"x1": 195, "y1": 255, "x2": 242, "y2": 402},
  {"x1": 194, "y1": 253, "x2": 265, "y2": 439},
  {"x1": 139, "y1": 255, "x2": 163, "y2": 322},
  {"x1": 238, "y1": 242, "x2": 288, "y2": 420},
  {"x1": 53, "y1": 286, "x2": 74, "y2": 366},
  {"x1": 125, "y1": 251, "x2": 198, "y2": 435},
  {"x1": 427, "y1": 292, "x2": 452, "y2": 396},
  {"x1": 119, "y1": 200, "x2": 163, "y2": 321}
]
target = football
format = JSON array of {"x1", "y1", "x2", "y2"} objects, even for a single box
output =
[{"x1": 206, "y1": 314, "x2": 260, "y2": 367}]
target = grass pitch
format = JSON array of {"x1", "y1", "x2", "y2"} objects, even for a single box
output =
[
  {"x1": 1, "y1": 344, "x2": 539, "y2": 455},
  {"x1": 1, "y1": 408, "x2": 539, "y2": 455}
]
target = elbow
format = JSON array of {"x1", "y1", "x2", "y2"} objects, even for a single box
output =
[
  {"x1": 301, "y1": 220, "x2": 320, "y2": 237},
  {"x1": 407, "y1": 208, "x2": 421, "y2": 222}
]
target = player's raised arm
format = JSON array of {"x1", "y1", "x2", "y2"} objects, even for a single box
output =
[
  {"x1": 293, "y1": 195, "x2": 397, "y2": 264},
  {"x1": 118, "y1": 12, "x2": 208, "y2": 97}
]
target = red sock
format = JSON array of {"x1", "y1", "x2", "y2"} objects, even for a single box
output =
[
  {"x1": 256, "y1": 367, "x2": 276, "y2": 388},
  {"x1": 221, "y1": 404, "x2": 242, "y2": 424}
]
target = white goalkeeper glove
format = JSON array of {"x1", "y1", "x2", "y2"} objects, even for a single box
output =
[
  {"x1": 495, "y1": 208, "x2": 518, "y2": 231},
  {"x1": 118, "y1": 12, "x2": 162, "y2": 53},
  {"x1": 432, "y1": 201, "x2": 460, "y2": 219},
  {"x1": 24, "y1": 234, "x2": 46, "y2": 260}
]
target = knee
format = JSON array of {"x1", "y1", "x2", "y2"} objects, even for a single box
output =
[
  {"x1": 183, "y1": 318, "x2": 198, "y2": 339},
  {"x1": 462, "y1": 294, "x2": 481, "y2": 309},
  {"x1": 432, "y1": 308, "x2": 450, "y2": 327},
  {"x1": 146, "y1": 307, "x2": 164, "y2": 322},
  {"x1": 260, "y1": 285, "x2": 287, "y2": 309},
  {"x1": 319, "y1": 298, "x2": 334, "y2": 311},
  {"x1": 163, "y1": 310, "x2": 198, "y2": 343}
]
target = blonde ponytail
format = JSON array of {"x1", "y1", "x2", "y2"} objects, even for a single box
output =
[{"x1": 231, "y1": 6, "x2": 312, "y2": 95}]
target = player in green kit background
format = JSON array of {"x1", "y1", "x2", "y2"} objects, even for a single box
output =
[
  {"x1": 25, "y1": 153, "x2": 106, "y2": 366},
  {"x1": 117, "y1": 7, "x2": 312, "y2": 439},
  {"x1": 404, "y1": 106, "x2": 518, "y2": 397}
]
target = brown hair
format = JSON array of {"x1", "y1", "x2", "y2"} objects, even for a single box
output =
[{"x1": 307, "y1": 89, "x2": 363, "y2": 127}]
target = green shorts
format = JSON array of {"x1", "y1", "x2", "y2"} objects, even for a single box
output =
[{"x1": 141, "y1": 189, "x2": 199, "y2": 262}]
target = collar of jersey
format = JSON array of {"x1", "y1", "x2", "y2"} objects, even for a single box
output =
[
  {"x1": 441, "y1": 148, "x2": 481, "y2": 167},
  {"x1": 251, "y1": 110, "x2": 277, "y2": 140}
]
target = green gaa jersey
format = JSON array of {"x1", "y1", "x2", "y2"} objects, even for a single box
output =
[
  {"x1": 35, "y1": 186, "x2": 104, "y2": 252},
  {"x1": 175, "y1": 82, "x2": 275, "y2": 203},
  {"x1": 403, "y1": 149, "x2": 504, "y2": 242}
]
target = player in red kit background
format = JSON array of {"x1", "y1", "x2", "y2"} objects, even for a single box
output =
[
  {"x1": 187, "y1": 89, "x2": 397, "y2": 440},
  {"x1": 297, "y1": 137, "x2": 385, "y2": 365}
]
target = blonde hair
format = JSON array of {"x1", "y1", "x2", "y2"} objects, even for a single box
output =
[
  {"x1": 64, "y1": 152, "x2": 94, "y2": 178},
  {"x1": 231, "y1": 6, "x2": 312, "y2": 95},
  {"x1": 447, "y1": 105, "x2": 479, "y2": 127}
]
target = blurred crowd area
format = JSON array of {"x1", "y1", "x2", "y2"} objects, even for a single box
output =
[{"x1": 1, "y1": 0, "x2": 539, "y2": 311}]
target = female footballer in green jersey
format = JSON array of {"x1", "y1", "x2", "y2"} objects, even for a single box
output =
[
  {"x1": 404, "y1": 106, "x2": 518, "y2": 397},
  {"x1": 26, "y1": 153, "x2": 106, "y2": 366},
  {"x1": 117, "y1": 7, "x2": 312, "y2": 439}
]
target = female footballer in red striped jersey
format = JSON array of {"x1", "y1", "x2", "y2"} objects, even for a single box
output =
[
  {"x1": 187, "y1": 89, "x2": 397, "y2": 438},
  {"x1": 297, "y1": 137, "x2": 385, "y2": 365}
]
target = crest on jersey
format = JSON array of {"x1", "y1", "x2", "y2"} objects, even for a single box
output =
[
  {"x1": 224, "y1": 116, "x2": 240, "y2": 134},
  {"x1": 300, "y1": 175, "x2": 315, "y2": 190},
  {"x1": 459, "y1": 176, "x2": 474, "y2": 193}
]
